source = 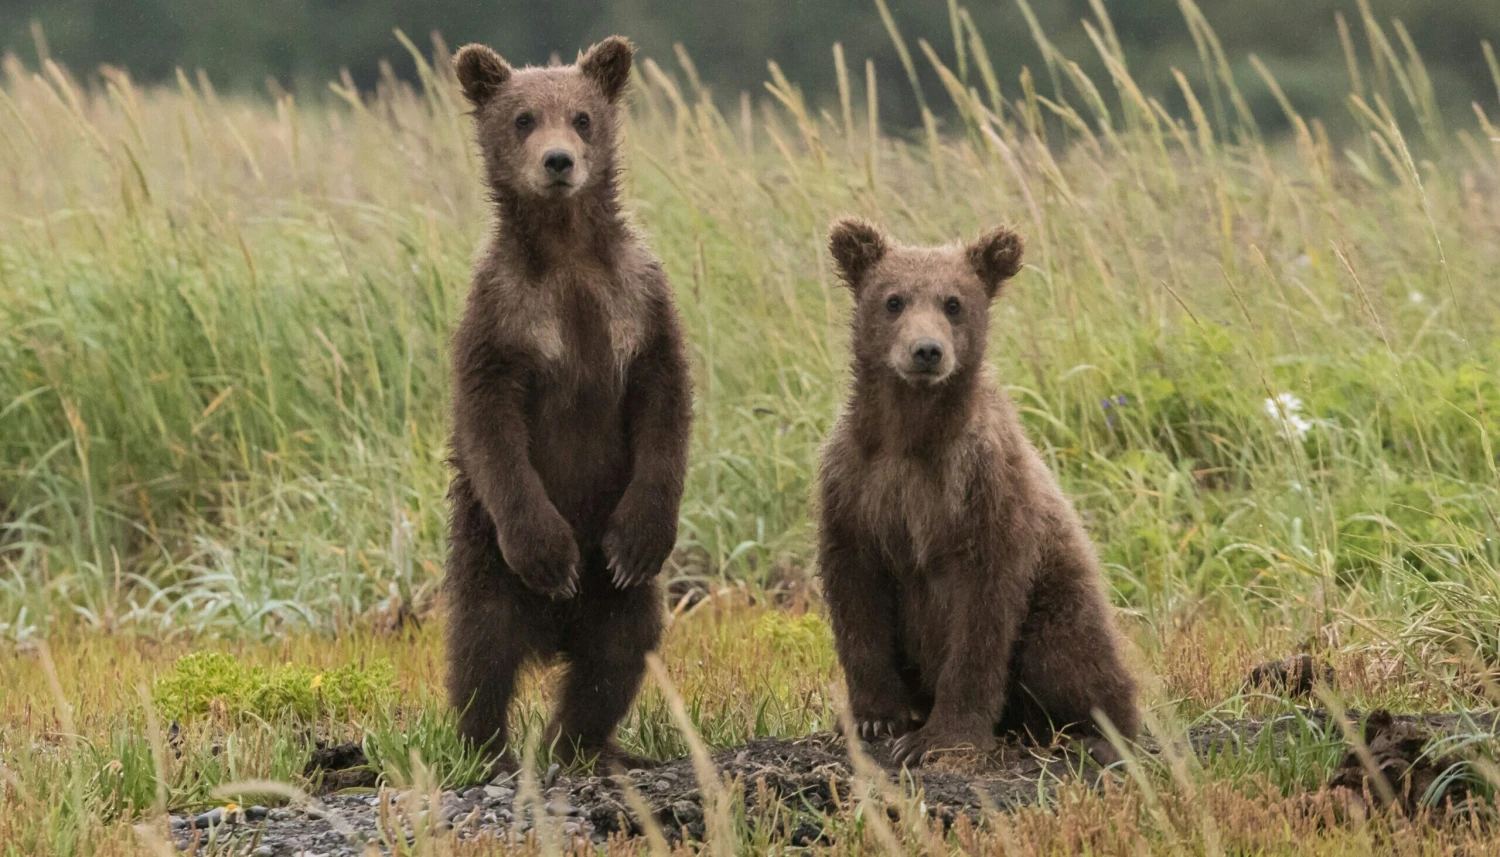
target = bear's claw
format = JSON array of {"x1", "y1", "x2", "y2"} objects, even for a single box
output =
[
  {"x1": 891, "y1": 724, "x2": 993, "y2": 767},
  {"x1": 602, "y1": 502, "x2": 674, "y2": 588},
  {"x1": 856, "y1": 719, "x2": 905, "y2": 740}
]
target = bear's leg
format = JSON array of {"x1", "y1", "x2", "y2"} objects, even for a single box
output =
[
  {"x1": 891, "y1": 551, "x2": 1028, "y2": 766},
  {"x1": 1003, "y1": 569, "x2": 1140, "y2": 760},
  {"x1": 820, "y1": 519, "x2": 915, "y2": 739},
  {"x1": 548, "y1": 565, "x2": 663, "y2": 769},
  {"x1": 445, "y1": 479, "x2": 555, "y2": 759}
]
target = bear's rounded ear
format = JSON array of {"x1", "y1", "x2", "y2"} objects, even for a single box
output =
[
  {"x1": 580, "y1": 36, "x2": 634, "y2": 102},
  {"x1": 454, "y1": 44, "x2": 512, "y2": 107},
  {"x1": 966, "y1": 226, "x2": 1024, "y2": 298},
  {"x1": 828, "y1": 217, "x2": 888, "y2": 294}
]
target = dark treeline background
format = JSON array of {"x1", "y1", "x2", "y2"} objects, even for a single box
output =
[{"x1": 2, "y1": 1, "x2": 1498, "y2": 134}]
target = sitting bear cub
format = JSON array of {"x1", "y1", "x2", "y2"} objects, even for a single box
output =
[{"x1": 817, "y1": 218, "x2": 1139, "y2": 766}]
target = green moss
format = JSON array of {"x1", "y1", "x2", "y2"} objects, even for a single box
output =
[{"x1": 151, "y1": 652, "x2": 396, "y2": 722}]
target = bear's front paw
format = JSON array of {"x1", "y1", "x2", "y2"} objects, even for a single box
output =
[
  {"x1": 891, "y1": 722, "x2": 994, "y2": 767},
  {"x1": 849, "y1": 688, "x2": 915, "y2": 743},
  {"x1": 854, "y1": 716, "x2": 912, "y2": 741},
  {"x1": 602, "y1": 496, "x2": 676, "y2": 589},
  {"x1": 502, "y1": 512, "x2": 580, "y2": 600}
]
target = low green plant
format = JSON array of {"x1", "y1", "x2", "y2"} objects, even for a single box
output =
[
  {"x1": 151, "y1": 652, "x2": 396, "y2": 723},
  {"x1": 362, "y1": 706, "x2": 492, "y2": 790}
]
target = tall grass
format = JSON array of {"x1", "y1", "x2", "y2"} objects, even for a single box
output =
[{"x1": 0, "y1": 0, "x2": 1497, "y2": 698}]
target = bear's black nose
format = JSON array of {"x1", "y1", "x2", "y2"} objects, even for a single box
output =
[
  {"x1": 543, "y1": 150, "x2": 575, "y2": 177},
  {"x1": 911, "y1": 340, "x2": 944, "y2": 370}
]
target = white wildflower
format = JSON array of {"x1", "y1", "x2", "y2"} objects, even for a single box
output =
[{"x1": 1264, "y1": 392, "x2": 1313, "y2": 440}]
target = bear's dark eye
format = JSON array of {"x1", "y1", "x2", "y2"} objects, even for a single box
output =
[
  {"x1": 885, "y1": 295, "x2": 904, "y2": 314},
  {"x1": 573, "y1": 112, "x2": 591, "y2": 132},
  {"x1": 515, "y1": 113, "x2": 535, "y2": 132},
  {"x1": 944, "y1": 297, "x2": 962, "y2": 317}
]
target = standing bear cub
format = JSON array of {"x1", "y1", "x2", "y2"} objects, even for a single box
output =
[
  {"x1": 818, "y1": 218, "x2": 1138, "y2": 766},
  {"x1": 444, "y1": 36, "x2": 691, "y2": 768}
]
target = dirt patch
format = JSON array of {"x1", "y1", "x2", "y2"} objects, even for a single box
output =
[
  {"x1": 167, "y1": 711, "x2": 1498, "y2": 855},
  {"x1": 1326, "y1": 710, "x2": 1480, "y2": 817},
  {"x1": 304, "y1": 741, "x2": 378, "y2": 792}
]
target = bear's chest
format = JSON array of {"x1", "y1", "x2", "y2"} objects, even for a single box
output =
[
  {"x1": 854, "y1": 451, "x2": 972, "y2": 568},
  {"x1": 514, "y1": 275, "x2": 648, "y2": 381}
]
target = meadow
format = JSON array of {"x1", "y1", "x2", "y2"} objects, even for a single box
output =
[{"x1": 3, "y1": 1, "x2": 1500, "y2": 853}]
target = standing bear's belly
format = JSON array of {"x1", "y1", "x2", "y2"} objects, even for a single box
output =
[{"x1": 527, "y1": 370, "x2": 631, "y2": 549}]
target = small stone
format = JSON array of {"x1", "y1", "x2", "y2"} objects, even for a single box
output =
[
  {"x1": 626, "y1": 768, "x2": 646, "y2": 778},
  {"x1": 668, "y1": 800, "x2": 701, "y2": 822},
  {"x1": 653, "y1": 779, "x2": 671, "y2": 791},
  {"x1": 168, "y1": 816, "x2": 189, "y2": 830},
  {"x1": 268, "y1": 808, "x2": 292, "y2": 821},
  {"x1": 562, "y1": 821, "x2": 581, "y2": 836},
  {"x1": 483, "y1": 785, "x2": 514, "y2": 802},
  {"x1": 463, "y1": 786, "x2": 487, "y2": 801},
  {"x1": 251, "y1": 847, "x2": 274, "y2": 857}
]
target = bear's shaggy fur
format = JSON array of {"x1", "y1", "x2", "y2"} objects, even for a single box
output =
[
  {"x1": 817, "y1": 218, "x2": 1138, "y2": 766},
  {"x1": 444, "y1": 37, "x2": 691, "y2": 767}
]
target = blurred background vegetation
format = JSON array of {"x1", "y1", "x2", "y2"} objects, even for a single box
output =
[{"x1": 2, "y1": 0, "x2": 1498, "y2": 135}]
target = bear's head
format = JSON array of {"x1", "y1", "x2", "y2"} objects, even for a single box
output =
[
  {"x1": 828, "y1": 218, "x2": 1023, "y2": 387},
  {"x1": 453, "y1": 37, "x2": 633, "y2": 201}
]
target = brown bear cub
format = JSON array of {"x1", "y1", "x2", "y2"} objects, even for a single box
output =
[
  {"x1": 817, "y1": 218, "x2": 1138, "y2": 767},
  {"x1": 444, "y1": 36, "x2": 691, "y2": 769}
]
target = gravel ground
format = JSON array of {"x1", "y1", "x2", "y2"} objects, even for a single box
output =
[{"x1": 167, "y1": 711, "x2": 1500, "y2": 855}]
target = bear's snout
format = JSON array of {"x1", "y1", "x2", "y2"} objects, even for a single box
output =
[
  {"x1": 888, "y1": 314, "x2": 957, "y2": 385},
  {"x1": 543, "y1": 149, "x2": 575, "y2": 179},
  {"x1": 910, "y1": 339, "x2": 944, "y2": 371},
  {"x1": 525, "y1": 135, "x2": 588, "y2": 195}
]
